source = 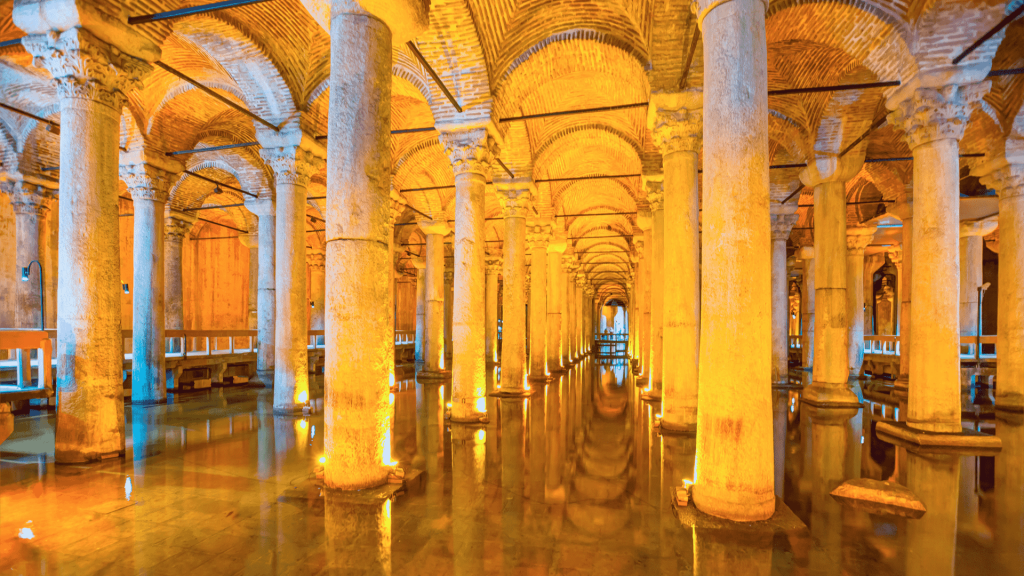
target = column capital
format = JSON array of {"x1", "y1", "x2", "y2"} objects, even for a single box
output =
[
  {"x1": 644, "y1": 176, "x2": 665, "y2": 212},
  {"x1": 974, "y1": 139, "x2": 1024, "y2": 200},
  {"x1": 443, "y1": 268, "x2": 454, "y2": 283},
  {"x1": 636, "y1": 209, "x2": 653, "y2": 231},
  {"x1": 799, "y1": 154, "x2": 863, "y2": 188},
  {"x1": 120, "y1": 154, "x2": 182, "y2": 203},
  {"x1": 796, "y1": 246, "x2": 814, "y2": 261},
  {"x1": 526, "y1": 221, "x2": 552, "y2": 248},
  {"x1": 547, "y1": 234, "x2": 568, "y2": 253},
  {"x1": 21, "y1": 28, "x2": 153, "y2": 110},
  {"x1": 6, "y1": 181, "x2": 52, "y2": 215},
  {"x1": 307, "y1": 249, "x2": 325, "y2": 271},
  {"x1": 496, "y1": 178, "x2": 535, "y2": 218},
  {"x1": 886, "y1": 67, "x2": 990, "y2": 149},
  {"x1": 770, "y1": 213, "x2": 799, "y2": 241},
  {"x1": 165, "y1": 210, "x2": 196, "y2": 243},
  {"x1": 985, "y1": 230, "x2": 999, "y2": 254},
  {"x1": 888, "y1": 246, "x2": 904, "y2": 268},
  {"x1": 260, "y1": 145, "x2": 324, "y2": 188},
  {"x1": 960, "y1": 218, "x2": 998, "y2": 238},
  {"x1": 439, "y1": 126, "x2": 500, "y2": 177},
  {"x1": 562, "y1": 254, "x2": 578, "y2": 273},
  {"x1": 846, "y1": 226, "x2": 878, "y2": 254},
  {"x1": 485, "y1": 256, "x2": 503, "y2": 275},
  {"x1": 417, "y1": 219, "x2": 451, "y2": 236},
  {"x1": 648, "y1": 90, "x2": 703, "y2": 157},
  {"x1": 238, "y1": 232, "x2": 259, "y2": 249},
  {"x1": 411, "y1": 256, "x2": 426, "y2": 269}
]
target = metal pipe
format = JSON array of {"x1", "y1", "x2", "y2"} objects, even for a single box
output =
[
  {"x1": 839, "y1": 116, "x2": 888, "y2": 158},
  {"x1": 182, "y1": 169, "x2": 257, "y2": 198},
  {"x1": 128, "y1": 0, "x2": 274, "y2": 24},
  {"x1": 679, "y1": 25, "x2": 701, "y2": 90},
  {"x1": 536, "y1": 173, "x2": 641, "y2": 184},
  {"x1": 500, "y1": 102, "x2": 647, "y2": 123},
  {"x1": 196, "y1": 217, "x2": 246, "y2": 233},
  {"x1": 153, "y1": 62, "x2": 279, "y2": 132},
  {"x1": 0, "y1": 38, "x2": 23, "y2": 49},
  {"x1": 495, "y1": 157, "x2": 515, "y2": 178},
  {"x1": 167, "y1": 141, "x2": 259, "y2": 156},
  {"x1": 0, "y1": 102, "x2": 60, "y2": 134},
  {"x1": 952, "y1": 4, "x2": 1024, "y2": 64},
  {"x1": 183, "y1": 202, "x2": 248, "y2": 212},
  {"x1": 768, "y1": 80, "x2": 900, "y2": 96},
  {"x1": 405, "y1": 41, "x2": 463, "y2": 113}
]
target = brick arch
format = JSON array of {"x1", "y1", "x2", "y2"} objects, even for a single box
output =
[
  {"x1": 769, "y1": 110, "x2": 812, "y2": 163},
  {"x1": 912, "y1": 0, "x2": 1013, "y2": 73},
  {"x1": 168, "y1": 154, "x2": 269, "y2": 213}
]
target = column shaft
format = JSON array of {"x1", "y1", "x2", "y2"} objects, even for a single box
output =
[
  {"x1": 547, "y1": 245, "x2": 566, "y2": 371},
  {"x1": 309, "y1": 254, "x2": 326, "y2": 330},
  {"x1": 12, "y1": 194, "x2": 43, "y2": 329},
  {"x1": 485, "y1": 260, "x2": 500, "y2": 365},
  {"x1": 414, "y1": 265, "x2": 426, "y2": 362},
  {"x1": 771, "y1": 236, "x2": 789, "y2": 383},
  {"x1": 420, "y1": 229, "x2": 448, "y2": 373},
  {"x1": 244, "y1": 237, "x2": 258, "y2": 329},
  {"x1": 132, "y1": 197, "x2": 166, "y2": 404},
  {"x1": 563, "y1": 261, "x2": 574, "y2": 364},
  {"x1": 959, "y1": 235, "x2": 983, "y2": 338},
  {"x1": 998, "y1": 186, "x2": 1023, "y2": 406},
  {"x1": 650, "y1": 200, "x2": 666, "y2": 392},
  {"x1": 257, "y1": 214, "x2": 276, "y2": 376},
  {"x1": 642, "y1": 228, "x2": 653, "y2": 375},
  {"x1": 802, "y1": 256, "x2": 816, "y2": 368},
  {"x1": 501, "y1": 216, "x2": 527, "y2": 391},
  {"x1": 528, "y1": 230, "x2": 549, "y2": 379},
  {"x1": 846, "y1": 228, "x2": 875, "y2": 379}
]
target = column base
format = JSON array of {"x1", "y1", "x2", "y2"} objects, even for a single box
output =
[
  {"x1": 129, "y1": 397, "x2": 167, "y2": 406},
  {"x1": 55, "y1": 448, "x2": 124, "y2": 465},
  {"x1": 802, "y1": 382, "x2": 862, "y2": 408},
  {"x1": 489, "y1": 388, "x2": 532, "y2": 398},
  {"x1": 995, "y1": 393, "x2": 1024, "y2": 413},
  {"x1": 659, "y1": 420, "x2": 697, "y2": 435},
  {"x1": 416, "y1": 370, "x2": 451, "y2": 382},
  {"x1": 548, "y1": 366, "x2": 568, "y2": 374},
  {"x1": 250, "y1": 369, "x2": 274, "y2": 387},
  {"x1": 641, "y1": 389, "x2": 662, "y2": 402},
  {"x1": 876, "y1": 421, "x2": 1002, "y2": 454},
  {"x1": 527, "y1": 373, "x2": 551, "y2": 382},
  {"x1": 771, "y1": 380, "x2": 802, "y2": 391},
  {"x1": 273, "y1": 402, "x2": 306, "y2": 415},
  {"x1": 448, "y1": 414, "x2": 490, "y2": 424}
]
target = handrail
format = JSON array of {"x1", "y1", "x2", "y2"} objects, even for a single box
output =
[{"x1": 0, "y1": 330, "x2": 53, "y2": 393}]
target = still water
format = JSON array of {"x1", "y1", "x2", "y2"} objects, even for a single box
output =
[{"x1": 1, "y1": 360, "x2": 1021, "y2": 575}]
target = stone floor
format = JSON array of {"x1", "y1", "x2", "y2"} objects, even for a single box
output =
[{"x1": 1, "y1": 359, "x2": 1021, "y2": 575}]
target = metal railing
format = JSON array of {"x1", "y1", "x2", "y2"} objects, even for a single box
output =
[
  {"x1": 787, "y1": 334, "x2": 998, "y2": 360},
  {"x1": 0, "y1": 330, "x2": 53, "y2": 393}
]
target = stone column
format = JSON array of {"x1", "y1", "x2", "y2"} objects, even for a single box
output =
[
  {"x1": 441, "y1": 127, "x2": 499, "y2": 423},
  {"x1": 585, "y1": 287, "x2": 596, "y2": 353},
  {"x1": 484, "y1": 255, "x2": 502, "y2": 366},
  {"x1": 245, "y1": 198, "x2": 276, "y2": 382},
  {"x1": 164, "y1": 211, "x2": 195, "y2": 331},
  {"x1": 444, "y1": 268, "x2": 454, "y2": 363},
  {"x1": 418, "y1": 221, "x2": 451, "y2": 376},
  {"x1": 308, "y1": 249, "x2": 326, "y2": 330},
  {"x1": 646, "y1": 179, "x2": 666, "y2": 395},
  {"x1": 121, "y1": 156, "x2": 179, "y2": 404},
  {"x1": 412, "y1": 257, "x2": 426, "y2": 362},
  {"x1": 798, "y1": 246, "x2": 815, "y2": 368},
  {"x1": 496, "y1": 179, "x2": 533, "y2": 393},
  {"x1": 574, "y1": 276, "x2": 585, "y2": 357},
  {"x1": 637, "y1": 213, "x2": 653, "y2": 378},
  {"x1": 846, "y1": 227, "x2": 877, "y2": 379},
  {"x1": 890, "y1": 196, "x2": 912, "y2": 395},
  {"x1": 322, "y1": 0, "x2": 428, "y2": 491},
  {"x1": 18, "y1": 23, "x2": 154, "y2": 462},
  {"x1": 626, "y1": 279, "x2": 636, "y2": 356},
  {"x1": 527, "y1": 222, "x2": 551, "y2": 380},
  {"x1": 9, "y1": 183, "x2": 51, "y2": 329},
  {"x1": 692, "y1": 0, "x2": 774, "y2": 521},
  {"x1": 770, "y1": 209, "x2": 799, "y2": 384},
  {"x1": 239, "y1": 233, "x2": 259, "y2": 330},
  {"x1": 976, "y1": 147, "x2": 1024, "y2": 409},
  {"x1": 959, "y1": 220, "x2": 996, "y2": 344},
  {"x1": 562, "y1": 255, "x2": 577, "y2": 366},
  {"x1": 650, "y1": 91, "x2": 702, "y2": 427},
  {"x1": 547, "y1": 236, "x2": 568, "y2": 372},
  {"x1": 800, "y1": 157, "x2": 862, "y2": 407},
  {"x1": 260, "y1": 143, "x2": 324, "y2": 414},
  {"x1": 886, "y1": 71, "x2": 989, "y2": 433}
]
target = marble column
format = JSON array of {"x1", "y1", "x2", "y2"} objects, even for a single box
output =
[
  {"x1": 260, "y1": 143, "x2": 323, "y2": 414},
  {"x1": 441, "y1": 127, "x2": 499, "y2": 423},
  {"x1": 650, "y1": 91, "x2": 702, "y2": 427},
  {"x1": 637, "y1": 213, "x2": 653, "y2": 378},
  {"x1": 239, "y1": 233, "x2": 259, "y2": 330},
  {"x1": 890, "y1": 196, "x2": 912, "y2": 395},
  {"x1": 308, "y1": 249, "x2": 325, "y2": 330},
  {"x1": 245, "y1": 198, "x2": 276, "y2": 382},
  {"x1": 562, "y1": 255, "x2": 577, "y2": 366},
  {"x1": 412, "y1": 257, "x2": 426, "y2": 362},
  {"x1": 959, "y1": 221, "x2": 996, "y2": 346},
  {"x1": 121, "y1": 157, "x2": 179, "y2": 404},
  {"x1": 771, "y1": 209, "x2": 799, "y2": 384},
  {"x1": 527, "y1": 222, "x2": 551, "y2": 380},
  {"x1": 9, "y1": 183, "x2": 51, "y2": 329},
  {"x1": 801, "y1": 156, "x2": 862, "y2": 407},
  {"x1": 574, "y1": 276, "x2": 585, "y2": 357},
  {"x1": 164, "y1": 211, "x2": 195, "y2": 331},
  {"x1": 496, "y1": 180, "x2": 533, "y2": 393},
  {"x1": 692, "y1": 0, "x2": 774, "y2": 521},
  {"x1": 646, "y1": 179, "x2": 666, "y2": 395},
  {"x1": 846, "y1": 226, "x2": 877, "y2": 379},
  {"x1": 444, "y1": 268, "x2": 454, "y2": 363},
  {"x1": 547, "y1": 236, "x2": 567, "y2": 372},
  {"x1": 798, "y1": 246, "x2": 815, "y2": 368},
  {"x1": 418, "y1": 221, "x2": 451, "y2": 376},
  {"x1": 322, "y1": 0, "x2": 428, "y2": 490},
  {"x1": 584, "y1": 288, "x2": 595, "y2": 353},
  {"x1": 887, "y1": 71, "x2": 989, "y2": 433},
  {"x1": 484, "y1": 255, "x2": 502, "y2": 366},
  {"x1": 18, "y1": 22, "x2": 155, "y2": 462},
  {"x1": 976, "y1": 147, "x2": 1024, "y2": 409}
]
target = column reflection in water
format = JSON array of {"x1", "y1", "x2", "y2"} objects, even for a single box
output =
[
  {"x1": 324, "y1": 490, "x2": 392, "y2": 575},
  {"x1": 663, "y1": 433, "x2": 697, "y2": 573},
  {"x1": 451, "y1": 422, "x2": 486, "y2": 575},
  {"x1": 994, "y1": 413, "x2": 1023, "y2": 574},
  {"x1": 806, "y1": 405, "x2": 860, "y2": 576},
  {"x1": 500, "y1": 397, "x2": 527, "y2": 572},
  {"x1": 772, "y1": 389, "x2": 788, "y2": 498},
  {"x1": 546, "y1": 374, "x2": 567, "y2": 503},
  {"x1": 905, "y1": 450, "x2": 960, "y2": 576},
  {"x1": 415, "y1": 380, "x2": 446, "y2": 526}
]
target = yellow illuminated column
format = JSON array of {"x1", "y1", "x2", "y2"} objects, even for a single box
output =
[
  {"x1": 887, "y1": 71, "x2": 989, "y2": 432},
  {"x1": 890, "y1": 195, "x2": 912, "y2": 395},
  {"x1": 770, "y1": 207, "x2": 799, "y2": 384},
  {"x1": 846, "y1": 227, "x2": 876, "y2": 379},
  {"x1": 637, "y1": 211, "x2": 653, "y2": 379},
  {"x1": 243, "y1": 198, "x2": 275, "y2": 383},
  {"x1": 562, "y1": 254, "x2": 577, "y2": 366},
  {"x1": 451, "y1": 423, "x2": 487, "y2": 574},
  {"x1": 527, "y1": 223, "x2": 551, "y2": 379},
  {"x1": 418, "y1": 221, "x2": 451, "y2": 377},
  {"x1": 959, "y1": 221, "x2": 995, "y2": 350},
  {"x1": 692, "y1": 0, "x2": 775, "y2": 521},
  {"x1": 496, "y1": 179, "x2": 534, "y2": 393},
  {"x1": 324, "y1": 490, "x2": 392, "y2": 575},
  {"x1": 308, "y1": 249, "x2": 326, "y2": 330},
  {"x1": 797, "y1": 246, "x2": 815, "y2": 369},
  {"x1": 993, "y1": 413, "x2": 1024, "y2": 573},
  {"x1": 547, "y1": 236, "x2": 568, "y2": 372},
  {"x1": 484, "y1": 255, "x2": 502, "y2": 366},
  {"x1": 646, "y1": 178, "x2": 665, "y2": 397},
  {"x1": 905, "y1": 451, "x2": 961, "y2": 576}
]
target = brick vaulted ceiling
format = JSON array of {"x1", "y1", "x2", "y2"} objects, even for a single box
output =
[{"x1": 2, "y1": 0, "x2": 1023, "y2": 301}]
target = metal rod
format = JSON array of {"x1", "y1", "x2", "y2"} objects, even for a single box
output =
[
  {"x1": 952, "y1": 3, "x2": 1024, "y2": 64},
  {"x1": 536, "y1": 173, "x2": 641, "y2": 184},
  {"x1": 0, "y1": 38, "x2": 23, "y2": 49},
  {"x1": 495, "y1": 157, "x2": 515, "y2": 178},
  {"x1": 557, "y1": 211, "x2": 638, "y2": 218},
  {"x1": 795, "y1": 199, "x2": 895, "y2": 207},
  {"x1": 500, "y1": 102, "x2": 648, "y2": 123},
  {"x1": 770, "y1": 163, "x2": 808, "y2": 169},
  {"x1": 167, "y1": 141, "x2": 258, "y2": 156},
  {"x1": 988, "y1": 67, "x2": 1024, "y2": 78},
  {"x1": 192, "y1": 235, "x2": 244, "y2": 241},
  {"x1": 679, "y1": 25, "x2": 701, "y2": 90},
  {"x1": 196, "y1": 217, "x2": 246, "y2": 233},
  {"x1": 393, "y1": 127, "x2": 437, "y2": 135},
  {"x1": 839, "y1": 115, "x2": 888, "y2": 158},
  {"x1": 405, "y1": 41, "x2": 463, "y2": 113},
  {"x1": 769, "y1": 80, "x2": 900, "y2": 96},
  {"x1": 153, "y1": 61, "x2": 279, "y2": 132},
  {"x1": 183, "y1": 202, "x2": 248, "y2": 212},
  {"x1": 569, "y1": 233, "x2": 632, "y2": 240},
  {"x1": 128, "y1": 0, "x2": 274, "y2": 24},
  {"x1": 41, "y1": 166, "x2": 60, "y2": 172},
  {"x1": 781, "y1": 187, "x2": 805, "y2": 204},
  {"x1": 183, "y1": 169, "x2": 257, "y2": 198},
  {"x1": 398, "y1": 184, "x2": 456, "y2": 193},
  {"x1": 0, "y1": 102, "x2": 60, "y2": 133}
]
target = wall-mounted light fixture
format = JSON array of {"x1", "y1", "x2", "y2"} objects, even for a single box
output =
[
  {"x1": 20, "y1": 260, "x2": 44, "y2": 330},
  {"x1": 123, "y1": 283, "x2": 130, "y2": 294},
  {"x1": 310, "y1": 301, "x2": 315, "y2": 309}
]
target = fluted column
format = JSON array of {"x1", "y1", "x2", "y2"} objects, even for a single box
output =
[
  {"x1": 164, "y1": 211, "x2": 195, "y2": 331},
  {"x1": 527, "y1": 223, "x2": 551, "y2": 380},
  {"x1": 244, "y1": 198, "x2": 275, "y2": 381},
  {"x1": 484, "y1": 255, "x2": 501, "y2": 366},
  {"x1": 322, "y1": 0, "x2": 428, "y2": 491},
  {"x1": 771, "y1": 209, "x2": 799, "y2": 384},
  {"x1": 886, "y1": 71, "x2": 989, "y2": 433},
  {"x1": 797, "y1": 246, "x2": 815, "y2": 368},
  {"x1": 9, "y1": 183, "x2": 51, "y2": 329},
  {"x1": 18, "y1": 22, "x2": 155, "y2": 462},
  {"x1": 441, "y1": 127, "x2": 499, "y2": 423},
  {"x1": 976, "y1": 148, "x2": 1024, "y2": 409},
  {"x1": 692, "y1": 0, "x2": 774, "y2": 521},
  {"x1": 562, "y1": 255, "x2": 577, "y2": 366},
  {"x1": 418, "y1": 221, "x2": 451, "y2": 376},
  {"x1": 547, "y1": 236, "x2": 568, "y2": 372},
  {"x1": 496, "y1": 179, "x2": 533, "y2": 393},
  {"x1": 308, "y1": 250, "x2": 325, "y2": 330},
  {"x1": 412, "y1": 257, "x2": 426, "y2": 362},
  {"x1": 846, "y1": 227, "x2": 877, "y2": 379},
  {"x1": 239, "y1": 233, "x2": 259, "y2": 330},
  {"x1": 650, "y1": 91, "x2": 702, "y2": 426},
  {"x1": 646, "y1": 179, "x2": 666, "y2": 395},
  {"x1": 121, "y1": 156, "x2": 180, "y2": 404},
  {"x1": 260, "y1": 142, "x2": 324, "y2": 413}
]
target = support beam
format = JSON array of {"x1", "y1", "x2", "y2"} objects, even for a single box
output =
[
  {"x1": 128, "y1": 0, "x2": 274, "y2": 24},
  {"x1": 152, "y1": 61, "x2": 279, "y2": 131},
  {"x1": 405, "y1": 41, "x2": 463, "y2": 112}
]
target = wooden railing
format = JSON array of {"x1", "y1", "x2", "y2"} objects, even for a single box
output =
[
  {"x1": 0, "y1": 330, "x2": 53, "y2": 393},
  {"x1": 787, "y1": 334, "x2": 998, "y2": 360}
]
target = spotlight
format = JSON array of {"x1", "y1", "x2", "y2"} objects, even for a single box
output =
[
  {"x1": 21, "y1": 267, "x2": 29, "y2": 282},
  {"x1": 310, "y1": 301, "x2": 315, "y2": 308},
  {"x1": 122, "y1": 283, "x2": 130, "y2": 294}
]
